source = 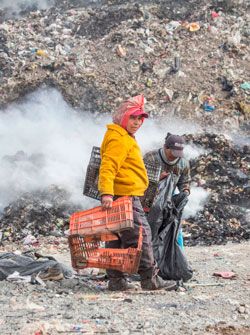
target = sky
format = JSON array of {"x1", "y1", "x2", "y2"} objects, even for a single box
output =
[{"x1": 0, "y1": 87, "x2": 209, "y2": 218}]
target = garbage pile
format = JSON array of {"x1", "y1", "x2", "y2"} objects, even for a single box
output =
[
  {"x1": 0, "y1": 185, "x2": 79, "y2": 242},
  {"x1": 0, "y1": 1, "x2": 249, "y2": 246},
  {"x1": 0, "y1": 133, "x2": 248, "y2": 246},
  {"x1": 184, "y1": 133, "x2": 249, "y2": 246},
  {"x1": 0, "y1": 0, "x2": 249, "y2": 131}
]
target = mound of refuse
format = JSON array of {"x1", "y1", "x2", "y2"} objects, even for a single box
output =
[
  {"x1": 184, "y1": 133, "x2": 249, "y2": 246},
  {"x1": 0, "y1": 185, "x2": 79, "y2": 242},
  {"x1": 0, "y1": 133, "x2": 248, "y2": 246},
  {"x1": 0, "y1": 0, "x2": 249, "y2": 132},
  {"x1": 0, "y1": 1, "x2": 249, "y2": 245}
]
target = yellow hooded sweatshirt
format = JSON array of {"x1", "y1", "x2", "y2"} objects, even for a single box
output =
[{"x1": 98, "y1": 124, "x2": 149, "y2": 196}]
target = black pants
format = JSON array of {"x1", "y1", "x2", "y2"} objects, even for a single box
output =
[{"x1": 106, "y1": 197, "x2": 156, "y2": 279}]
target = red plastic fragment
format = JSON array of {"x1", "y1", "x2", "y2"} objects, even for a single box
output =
[
  {"x1": 213, "y1": 271, "x2": 236, "y2": 279},
  {"x1": 211, "y1": 11, "x2": 220, "y2": 19}
]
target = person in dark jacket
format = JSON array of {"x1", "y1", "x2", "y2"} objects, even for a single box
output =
[{"x1": 143, "y1": 133, "x2": 191, "y2": 248}]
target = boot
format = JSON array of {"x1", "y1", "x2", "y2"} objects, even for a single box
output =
[
  {"x1": 108, "y1": 278, "x2": 136, "y2": 291},
  {"x1": 140, "y1": 268, "x2": 177, "y2": 291},
  {"x1": 141, "y1": 275, "x2": 177, "y2": 291}
]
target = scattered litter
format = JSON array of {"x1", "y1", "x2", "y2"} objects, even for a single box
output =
[
  {"x1": 0, "y1": 185, "x2": 78, "y2": 242},
  {"x1": 164, "y1": 88, "x2": 174, "y2": 101},
  {"x1": 23, "y1": 234, "x2": 38, "y2": 245},
  {"x1": 184, "y1": 133, "x2": 249, "y2": 246},
  {"x1": 213, "y1": 271, "x2": 237, "y2": 279},
  {"x1": 169, "y1": 57, "x2": 181, "y2": 74},
  {"x1": 35, "y1": 49, "x2": 48, "y2": 58},
  {"x1": 240, "y1": 82, "x2": 250, "y2": 91},
  {"x1": 203, "y1": 100, "x2": 216, "y2": 112},
  {"x1": 146, "y1": 78, "x2": 153, "y2": 87},
  {"x1": 186, "y1": 22, "x2": 200, "y2": 32},
  {"x1": 0, "y1": 252, "x2": 72, "y2": 282},
  {"x1": 186, "y1": 282, "x2": 226, "y2": 287},
  {"x1": 165, "y1": 21, "x2": 181, "y2": 33},
  {"x1": 0, "y1": 0, "x2": 249, "y2": 253},
  {"x1": 116, "y1": 45, "x2": 126, "y2": 58},
  {"x1": 211, "y1": 11, "x2": 220, "y2": 19},
  {"x1": 221, "y1": 77, "x2": 234, "y2": 92}
]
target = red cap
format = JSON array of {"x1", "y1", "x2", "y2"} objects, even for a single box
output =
[{"x1": 131, "y1": 109, "x2": 149, "y2": 118}]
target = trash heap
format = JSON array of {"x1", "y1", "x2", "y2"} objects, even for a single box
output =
[
  {"x1": 0, "y1": 185, "x2": 79, "y2": 242},
  {"x1": 0, "y1": 1, "x2": 249, "y2": 246},
  {"x1": 183, "y1": 133, "x2": 249, "y2": 246},
  {"x1": 0, "y1": 0, "x2": 249, "y2": 131},
  {"x1": 0, "y1": 133, "x2": 249, "y2": 245}
]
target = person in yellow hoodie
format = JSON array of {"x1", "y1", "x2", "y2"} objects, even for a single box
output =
[{"x1": 98, "y1": 95, "x2": 176, "y2": 291}]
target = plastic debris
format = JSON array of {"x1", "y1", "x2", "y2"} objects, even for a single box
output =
[
  {"x1": 23, "y1": 234, "x2": 38, "y2": 245},
  {"x1": 164, "y1": 88, "x2": 174, "y2": 101},
  {"x1": 165, "y1": 21, "x2": 181, "y2": 33},
  {"x1": 183, "y1": 133, "x2": 249, "y2": 246},
  {"x1": 213, "y1": 271, "x2": 237, "y2": 279},
  {"x1": 221, "y1": 77, "x2": 234, "y2": 92},
  {"x1": 187, "y1": 22, "x2": 200, "y2": 32},
  {"x1": 211, "y1": 11, "x2": 220, "y2": 19},
  {"x1": 203, "y1": 97, "x2": 216, "y2": 112},
  {"x1": 169, "y1": 56, "x2": 181, "y2": 74},
  {"x1": 240, "y1": 82, "x2": 250, "y2": 90},
  {"x1": 203, "y1": 101, "x2": 215, "y2": 112},
  {"x1": 146, "y1": 78, "x2": 153, "y2": 87},
  {"x1": 0, "y1": 185, "x2": 79, "y2": 242},
  {"x1": 116, "y1": 45, "x2": 126, "y2": 58},
  {"x1": 0, "y1": 0, "x2": 249, "y2": 251},
  {"x1": 35, "y1": 49, "x2": 48, "y2": 57},
  {"x1": 238, "y1": 102, "x2": 250, "y2": 115}
]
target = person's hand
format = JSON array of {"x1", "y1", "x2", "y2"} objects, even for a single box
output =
[
  {"x1": 101, "y1": 195, "x2": 113, "y2": 209},
  {"x1": 183, "y1": 190, "x2": 190, "y2": 196},
  {"x1": 160, "y1": 171, "x2": 169, "y2": 180}
]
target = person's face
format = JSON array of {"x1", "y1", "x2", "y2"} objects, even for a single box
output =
[
  {"x1": 165, "y1": 147, "x2": 177, "y2": 161},
  {"x1": 126, "y1": 115, "x2": 144, "y2": 135}
]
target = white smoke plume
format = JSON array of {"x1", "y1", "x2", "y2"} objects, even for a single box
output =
[
  {"x1": 0, "y1": 88, "x2": 208, "y2": 218},
  {"x1": 0, "y1": 88, "x2": 106, "y2": 211},
  {"x1": 183, "y1": 187, "x2": 209, "y2": 219},
  {"x1": 0, "y1": 0, "x2": 54, "y2": 14},
  {"x1": 183, "y1": 144, "x2": 207, "y2": 161}
]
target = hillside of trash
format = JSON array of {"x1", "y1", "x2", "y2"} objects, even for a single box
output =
[{"x1": 0, "y1": 0, "x2": 249, "y2": 246}]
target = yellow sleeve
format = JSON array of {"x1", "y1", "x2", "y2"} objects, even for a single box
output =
[{"x1": 98, "y1": 136, "x2": 128, "y2": 195}]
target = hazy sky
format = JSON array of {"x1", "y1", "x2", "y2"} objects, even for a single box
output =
[{"x1": 0, "y1": 87, "x2": 208, "y2": 217}]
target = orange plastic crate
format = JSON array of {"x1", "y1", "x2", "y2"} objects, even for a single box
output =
[
  {"x1": 70, "y1": 196, "x2": 134, "y2": 236},
  {"x1": 68, "y1": 225, "x2": 143, "y2": 274}
]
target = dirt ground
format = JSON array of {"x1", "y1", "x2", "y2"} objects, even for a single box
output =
[{"x1": 0, "y1": 240, "x2": 249, "y2": 335}]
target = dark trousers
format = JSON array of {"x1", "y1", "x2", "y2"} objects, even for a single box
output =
[{"x1": 106, "y1": 197, "x2": 156, "y2": 279}]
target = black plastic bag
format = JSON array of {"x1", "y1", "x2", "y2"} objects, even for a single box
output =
[
  {"x1": 0, "y1": 252, "x2": 72, "y2": 281},
  {"x1": 147, "y1": 175, "x2": 193, "y2": 282}
]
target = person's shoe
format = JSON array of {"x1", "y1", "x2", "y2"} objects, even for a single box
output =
[
  {"x1": 38, "y1": 265, "x2": 64, "y2": 281},
  {"x1": 108, "y1": 278, "x2": 136, "y2": 291},
  {"x1": 141, "y1": 275, "x2": 177, "y2": 291}
]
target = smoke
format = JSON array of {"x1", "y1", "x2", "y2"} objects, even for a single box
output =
[
  {"x1": 183, "y1": 144, "x2": 207, "y2": 161},
  {"x1": 0, "y1": 0, "x2": 54, "y2": 17},
  {"x1": 0, "y1": 88, "x2": 107, "y2": 211},
  {"x1": 183, "y1": 187, "x2": 209, "y2": 219},
  {"x1": 137, "y1": 117, "x2": 202, "y2": 155},
  {"x1": 0, "y1": 87, "x2": 208, "y2": 218}
]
